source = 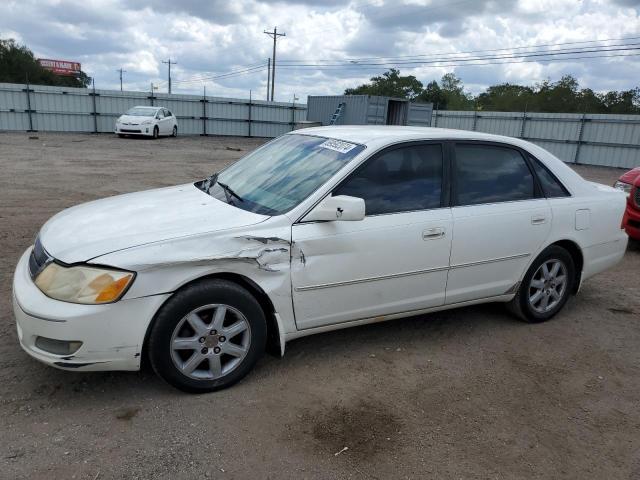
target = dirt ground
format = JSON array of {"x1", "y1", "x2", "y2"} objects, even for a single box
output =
[{"x1": 1, "y1": 132, "x2": 639, "y2": 480}]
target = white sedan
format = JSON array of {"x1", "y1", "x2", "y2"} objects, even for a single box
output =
[
  {"x1": 115, "y1": 106, "x2": 178, "y2": 139},
  {"x1": 12, "y1": 126, "x2": 627, "y2": 392}
]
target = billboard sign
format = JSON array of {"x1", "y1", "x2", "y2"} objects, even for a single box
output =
[{"x1": 37, "y1": 58, "x2": 82, "y2": 76}]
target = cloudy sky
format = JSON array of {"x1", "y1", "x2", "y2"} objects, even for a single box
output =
[{"x1": 2, "y1": 0, "x2": 639, "y2": 102}]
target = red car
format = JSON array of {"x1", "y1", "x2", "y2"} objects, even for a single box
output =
[{"x1": 615, "y1": 167, "x2": 640, "y2": 240}]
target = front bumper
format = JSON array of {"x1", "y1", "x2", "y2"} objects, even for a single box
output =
[
  {"x1": 115, "y1": 124, "x2": 153, "y2": 136},
  {"x1": 12, "y1": 247, "x2": 170, "y2": 371},
  {"x1": 623, "y1": 202, "x2": 640, "y2": 240}
]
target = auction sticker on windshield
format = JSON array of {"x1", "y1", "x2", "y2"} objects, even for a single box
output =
[{"x1": 318, "y1": 139, "x2": 358, "y2": 154}]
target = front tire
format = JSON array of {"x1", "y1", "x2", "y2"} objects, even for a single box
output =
[
  {"x1": 148, "y1": 279, "x2": 267, "y2": 393},
  {"x1": 152, "y1": 126, "x2": 159, "y2": 139},
  {"x1": 508, "y1": 245, "x2": 575, "y2": 323}
]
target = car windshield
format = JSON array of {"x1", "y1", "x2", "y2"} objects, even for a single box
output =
[
  {"x1": 125, "y1": 107, "x2": 157, "y2": 116},
  {"x1": 197, "y1": 134, "x2": 365, "y2": 215}
]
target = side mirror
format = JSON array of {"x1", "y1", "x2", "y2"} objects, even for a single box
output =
[{"x1": 303, "y1": 195, "x2": 365, "y2": 222}]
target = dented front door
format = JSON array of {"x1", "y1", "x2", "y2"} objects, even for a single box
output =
[{"x1": 290, "y1": 209, "x2": 453, "y2": 330}]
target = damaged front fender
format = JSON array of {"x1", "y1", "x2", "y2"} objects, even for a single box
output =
[{"x1": 90, "y1": 219, "x2": 300, "y2": 344}]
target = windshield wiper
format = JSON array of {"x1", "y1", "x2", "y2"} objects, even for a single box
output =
[
  {"x1": 202, "y1": 172, "x2": 218, "y2": 194},
  {"x1": 217, "y1": 181, "x2": 244, "y2": 203},
  {"x1": 200, "y1": 173, "x2": 243, "y2": 203}
]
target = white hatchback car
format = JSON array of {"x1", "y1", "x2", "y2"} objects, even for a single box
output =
[
  {"x1": 13, "y1": 126, "x2": 627, "y2": 392},
  {"x1": 115, "y1": 106, "x2": 178, "y2": 139}
]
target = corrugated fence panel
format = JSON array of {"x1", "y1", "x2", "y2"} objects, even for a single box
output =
[
  {"x1": 531, "y1": 140, "x2": 578, "y2": 164},
  {"x1": 475, "y1": 112, "x2": 521, "y2": 137},
  {"x1": 437, "y1": 111, "x2": 475, "y2": 130},
  {"x1": 0, "y1": 83, "x2": 307, "y2": 138},
  {"x1": 579, "y1": 144, "x2": 639, "y2": 168},
  {"x1": 432, "y1": 110, "x2": 640, "y2": 168}
]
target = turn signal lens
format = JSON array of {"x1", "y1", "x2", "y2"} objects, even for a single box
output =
[
  {"x1": 35, "y1": 263, "x2": 134, "y2": 304},
  {"x1": 95, "y1": 276, "x2": 133, "y2": 302}
]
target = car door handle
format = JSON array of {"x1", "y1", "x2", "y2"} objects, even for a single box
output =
[
  {"x1": 422, "y1": 227, "x2": 445, "y2": 240},
  {"x1": 531, "y1": 215, "x2": 547, "y2": 225}
]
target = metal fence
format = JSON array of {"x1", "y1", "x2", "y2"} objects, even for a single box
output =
[
  {"x1": 431, "y1": 110, "x2": 640, "y2": 169},
  {"x1": 0, "y1": 82, "x2": 307, "y2": 137},
  {"x1": 2, "y1": 82, "x2": 638, "y2": 168}
]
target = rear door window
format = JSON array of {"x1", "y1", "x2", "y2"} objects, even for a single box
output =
[{"x1": 454, "y1": 144, "x2": 535, "y2": 206}]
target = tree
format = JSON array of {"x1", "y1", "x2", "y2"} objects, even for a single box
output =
[
  {"x1": 343, "y1": 69, "x2": 639, "y2": 114},
  {"x1": 439, "y1": 73, "x2": 473, "y2": 110},
  {"x1": 476, "y1": 83, "x2": 535, "y2": 112},
  {"x1": 0, "y1": 38, "x2": 90, "y2": 88},
  {"x1": 534, "y1": 75, "x2": 581, "y2": 113},
  {"x1": 344, "y1": 68, "x2": 424, "y2": 99},
  {"x1": 600, "y1": 88, "x2": 640, "y2": 114},
  {"x1": 417, "y1": 80, "x2": 448, "y2": 108}
]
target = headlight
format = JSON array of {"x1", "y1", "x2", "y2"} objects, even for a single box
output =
[
  {"x1": 34, "y1": 263, "x2": 134, "y2": 304},
  {"x1": 141, "y1": 119, "x2": 153, "y2": 125},
  {"x1": 116, "y1": 117, "x2": 122, "y2": 124},
  {"x1": 614, "y1": 180, "x2": 632, "y2": 195}
]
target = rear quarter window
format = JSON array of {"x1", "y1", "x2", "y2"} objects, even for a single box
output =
[{"x1": 530, "y1": 157, "x2": 570, "y2": 198}]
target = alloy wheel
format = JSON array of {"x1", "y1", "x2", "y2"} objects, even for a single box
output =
[
  {"x1": 170, "y1": 304, "x2": 251, "y2": 380},
  {"x1": 528, "y1": 259, "x2": 568, "y2": 314}
]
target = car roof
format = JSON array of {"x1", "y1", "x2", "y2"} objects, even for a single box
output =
[
  {"x1": 289, "y1": 125, "x2": 524, "y2": 146},
  {"x1": 131, "y1": 105, "x2": 161, "y2": 110}
]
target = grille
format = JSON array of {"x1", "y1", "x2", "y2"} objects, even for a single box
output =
[
  {"x1": 635, "y1": 186, "x2": 640, "y2": 208},
  {"x1": 28, "y1": 237, "x2": 51, "y2": 278},
  {"x1": 121, "y1": 128, "x2": 141, "y2": 133}
]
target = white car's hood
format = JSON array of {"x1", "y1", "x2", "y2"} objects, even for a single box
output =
[
  {"x1": 39, "y1": 184, "x2": 268, "y2": 264},
  {"x1": 118, "y1": 114, "x2": 153, "y2": 124}
]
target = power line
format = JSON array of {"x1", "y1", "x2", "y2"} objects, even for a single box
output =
[
  {"x1": 151, "y1": 34, "x2": 640, "y2": 93},
  {"x1": 276, "y1": 44, "x2": 640, "y2": 69},
  {"x1": 164, "y1": 61, "x2": 267, "y2": 85},
  {"x1": 277, "y1": 52, "x2": 640, "y2": 74},
  {"x1": 264, "y1": 27, "x2": 286, "y2": 101},
  {"x1": 162, "y1": 58, "x2": 177, "y2": 94},
  {"x1": 171, "y1": 64, "x2": 267, "y2": 85},
  {"x1": 168, "y1": 64, "x2": 268, "y2": 87},
  {"x1": 279, "y1": 34, "x2": 640, "y2": 64},
  {"x1": 157, "y1": 52, "x2": 637, "y2": 94}
]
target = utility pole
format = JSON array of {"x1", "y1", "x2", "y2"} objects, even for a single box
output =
[
  {"x1": 117, "y1": 68, "x2": 126, "y2": 91},
  {"x1": 263, "y1": 27, "x2": 285, "y2": 101},
  {"x1": 266, "y1": 58, "x2": 271, "y2": 101},
  {"x1": 162, "y1": 58, "x2": 177, "y2": 94}
]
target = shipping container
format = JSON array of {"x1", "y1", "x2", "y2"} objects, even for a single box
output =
[{"x1": 306, "y1": 95, "x2": 433, "y2": 127}]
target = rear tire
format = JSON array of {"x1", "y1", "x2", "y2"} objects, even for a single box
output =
[
  {"x1": 508, "y1": 245, "x2": 575, "y2": 323},
  {"x1": 172, "y1": 125, "x2": 178, "y2": 137},
  {"x1": 148, "y1": 279, "x2": 267, "y2": 393}
]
